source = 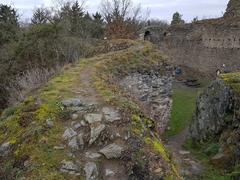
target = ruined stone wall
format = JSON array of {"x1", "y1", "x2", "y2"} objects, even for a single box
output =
[
  {"x1": 147, "y1": 0, "x2": 240, "y2": 75},
  {"x1": 224, "y1": 0, "x2": 240, "y2": 18},
  {"x1": 120, "y1": 71, "x2": 173, "y2": 134}
]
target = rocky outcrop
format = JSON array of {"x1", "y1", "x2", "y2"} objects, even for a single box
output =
[
  {"x1": 190, "y1": 80, "x2": 233, "y2": 141},
  {"x1": 190, "y1": 79, "x2": 240, "y2": 169}
]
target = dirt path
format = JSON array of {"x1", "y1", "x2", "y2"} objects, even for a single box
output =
[
  {"x1": 61, "y1": 64, "x2": 129, "y2": 179},
  {"x1": 165, "y1": 127, "x2": 202, "y2": 179},
  {"x1": 75, "y1": 66, "x2": 99, "y2": 103}
]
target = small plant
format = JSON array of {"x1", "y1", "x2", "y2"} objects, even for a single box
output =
[
  {"x1": 1, "y1": 106, "x2": 18, "y2": 119},
  {"x1": 204, "y1": 143, "x2": 220, "y2": 156}
]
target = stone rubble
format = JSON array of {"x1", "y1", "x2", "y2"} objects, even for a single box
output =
[
  {"x1": 62, "y1": 128, "x2": 77, "y2": 140},
  {"x1": 85, "y1": 152, "x2": 102, "y2": 159},
  {"x1": 62, "y1": 98, "x2": 83, "y2": 107},
  {"x1": 84, "y1": 162, "x2": 99, "y2": 180},
  {"x1": 68, "y1": 137, "x2": 79, "y2": 150},
  {"x1": 89, "y1": 124, "x2": 106, "y2": 145},
  {"x1": 99, "y1": 143, "x2": 124, "y2": 159},
  {"x1": 60, "y1": 160, "x2": 79, "y2": 175},
  {"x1": 120, "y1": 72, "x2": 173, "y2": 134},
  {"x1": 85, "y1": 113, "x2": 103, "y2": 124},
  {"x1": 102, "y1": 107, "x2": 121, "y2": 122},
  {"x1": 60, "y1": 99, "x2": 127, "y2": 179}
]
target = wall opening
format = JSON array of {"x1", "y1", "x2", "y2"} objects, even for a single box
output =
[{"x1": 144, "y1": 30, "x2": 151, "y2": 40}]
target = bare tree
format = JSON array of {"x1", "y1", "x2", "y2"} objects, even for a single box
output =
[
  {"x1": 31, "y1": 7, "x2": 51, "y2": 24},
  {"x1": 100, "y1": 0, "x2": 148, "y2": 39}
]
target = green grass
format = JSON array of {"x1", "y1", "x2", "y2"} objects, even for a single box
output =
[
  {"x1": 164, "y1": 85, "x2": 202, "y2": 137},
  {"x1": 183, "y1": 139, "x2": 232, "y2": 180}
]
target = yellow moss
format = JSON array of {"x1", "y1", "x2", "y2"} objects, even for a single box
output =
[
  {"x1": 220, "y1": 72, "x2": 240, "y2": 93},
  {"x1": 34, "y1": 103, "x2": 58, "y2": 121},
  {"x1": 145, "y1": 137, "x2": 169, "y2": 161}
]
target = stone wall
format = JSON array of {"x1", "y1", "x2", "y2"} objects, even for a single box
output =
[
  {"x1": 146, "y1": 0, "x2": 240, "y2": 75},
  {"x1": 120, "y1": 71, "x2": 173, "y2": 134},
  {"x1": 224, "y1": 0, "x2": 240, "y2": 18}
]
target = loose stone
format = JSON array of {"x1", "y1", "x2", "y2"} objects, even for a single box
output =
[
  {"x1": 62, "y1": 128, "x2": 77, "y2": 140},
  {"x1": 84, "y1": 162, "x2": 99, "y2": 180},
  {"x1": 85, "y1": 113, "x2": 103, "y2": 124},
  {"x1": 99, "y1": 143, "x2": 123, "y2": 159}
]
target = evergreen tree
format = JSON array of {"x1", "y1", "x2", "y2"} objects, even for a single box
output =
[
  {"x1": 31, "y1": 7, "x2": 51, "y2": 24},
  {"x1": 59, "y1": 1, "x2": 85, "y2": 35},
  {"x1": 171, "y1": 12, "x2": 185, "y2": 25},
  {"x1": 0, "y1": 4, "x2": 19, "y2": 45}
]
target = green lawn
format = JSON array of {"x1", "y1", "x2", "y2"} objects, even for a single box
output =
[{"x1": 164, "y1": 84, "x2": 202, "y2": 137}]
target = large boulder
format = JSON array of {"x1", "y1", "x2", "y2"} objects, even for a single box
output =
[
  {"x1": 190, "y1": 78, "x2": 240, "y2": 169},
  {"x1": 99, "y1": 143, "x2": 124, "y2": 159},
  {"x1": 190, "y1": 80, "x2": 233, "y2": 141}
]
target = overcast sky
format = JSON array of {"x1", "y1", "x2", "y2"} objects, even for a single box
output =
[{"x1": 0, "y1": 0, "x2": 229, "y2": 22}]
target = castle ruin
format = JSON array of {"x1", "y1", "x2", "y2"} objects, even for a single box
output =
[{"x1": 147, "y1": 0, "x2": 240, "y2": 75}]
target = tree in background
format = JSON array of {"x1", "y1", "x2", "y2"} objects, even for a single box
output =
[
  {"x1": 0, "y1": 1, "x2": 106, "y2": 109},
  {"x1": 101, "y1": 0, "x2": 145, "y2": 39},
  {"x1": 0, "y1": 4, "x2": 19, "y2": 45},
  {"x1": 58, "y1": 1, "x2": 85, "y2": 35},
  {"x1": 31, "y1": 7, "x2": 51, "y2": 24},
  {"x1": 192, "y1": 16, "x2": 199, "y2": 23},
  {"x1": 171, "y1": 12, "x2": 185, "y2": 25}
]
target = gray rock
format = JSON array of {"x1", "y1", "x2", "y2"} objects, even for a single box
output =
[
  {"x1": 63, "y1": 128, "x2": 77, "y2": 140},
  {"x1": 81, "y1": 120, "x2": 87, "y2": 126},
  {"x1": 84, "y1": 162, "x2": 98, "y2": 180},
  {"x1": 54, "y1": 145, "x2": 65, "y2": 150},
  {"x1": 73, "y1": 123, "x2": 81, "y2": 130},
  {"x1": 99, "y1": 143, "x2": 123, "y2": 159},
  {"x1": 105, "y1": 169, "x2": 115, "y2": 176},
  {"x1": 0, "y1": 142, "x2": 11, "y2": 156},
  {"x1": 46, "y1": 118, "x2": 54, "y2": 128},
  {"x1": 179, "y1": 150, "x2": 190, "y2": 155},
  {"x1": 85, "y1": 114, "x2": 102, "y2": 124},
  {"x1": 102, "y1": 107, "x2": 121, "y2": 122},
  {"x1": 62, "y1": 98, "x2": 83, "y2": 107},
  {"x1": 69, "y1": 106, "x2": 85, "y2": 112},
  {"x1": 89, "y1": 124, "x2": 106, "y2": 145},
  {"x1": 71, "y1": 114, "x2": 79, "y2": 120},
  {"x1": 85, "y1": 152, "x2": 102, "y2": 159},
  {"x1": 68, "y1": 137, "x2": 79, "y2": 150},
  {"x1": 60, "y1": 160, "x2": 78, "y2": 172},
  {"x1": 78, "y1": 133, "x2": 84, "y2": 147}
]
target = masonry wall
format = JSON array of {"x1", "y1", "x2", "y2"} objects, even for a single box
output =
[{"x1": 148, "y1": 19, "x2": 240, "y2": 75}]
